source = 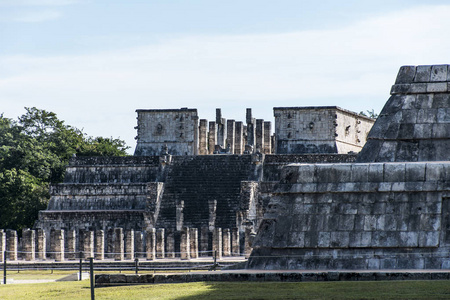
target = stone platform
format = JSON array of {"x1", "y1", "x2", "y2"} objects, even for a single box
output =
[{"x1": 95, "y1": 269, "x2": 450, "y2": 287}]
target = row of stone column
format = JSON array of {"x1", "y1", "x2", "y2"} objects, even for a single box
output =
[
  {"x1": 0, "y1": 227, "x2": 252, "y2": 262},
  {"x1": 198, "y1": 108, "x2": 272, "y2": 155}
]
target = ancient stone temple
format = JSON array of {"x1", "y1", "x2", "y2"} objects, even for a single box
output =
[
  {"x1": 31, "y1": 104, "x2": 370, "y2": 260},
  {"x1": 274, "y1": 106, "x2": 373, "y2": 154},
  {"x1": 247, "y1": 64, "x2": 450, "y2": 270}
]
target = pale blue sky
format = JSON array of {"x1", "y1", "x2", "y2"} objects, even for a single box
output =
[{"x1": 1, "y1": 0, "x2": 450, "y2": 152}]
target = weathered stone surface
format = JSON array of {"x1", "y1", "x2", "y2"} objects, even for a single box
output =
[
  {"x1": 134, "y1": 108, "x2": 199, "y2": 156},
  {"x1": 249, "y1": 64, "x2": 450, "y2": 270},
  {"x1": 274, "y1": 107, "x2": 374, "y2": 154}
]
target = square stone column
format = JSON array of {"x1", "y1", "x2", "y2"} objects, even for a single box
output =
[
  {"x1": 216, "y1": 109, "x2": 226, "y2": 147},
  {"x1": 208, "y1": 121, "x2": 217, "y2": 154},
  {"x1": 114, "y1": 228, "x2": 124, "y2": 261},
  {"x1": 125, "y1": 230, "x2": 135, "y2": 260},
  {"x1": 222, "y1": 228, "x2": 231, "y2": 257},
  {"x1": 199, "y1": 119, "x2": 208, "y2": 155},
  {"x1": 231, "y1": 228, "x2": 240, "y2": 256},
  {"x1": 65, "y1": 229, "x2": 76, "y2": 260},
  {"x1": 134, "y1": 231, "x2": 144, "y2": 258},
  {"x1": 189, "y1": 228, "x2": 198, "y2": 259},
  {"x1": 208, "y1": 199, "x2": 217, "y2": 231},
  {"x1": 0, "y1": 230, "x2": 5, "y2": 262},
  {"x1": 226, "y1": 120, "x2": 235, "y2": 153},
  {"x1": 6, "y1": 230, "x2": 18, "y2": 261},
  {"x1": 22, "y1": 229, "x2": 36, "y2": 261},
  {"x1": 166, "y1": 231, "x2": 175, "y2": 258},
  {"x1": 95, "y1": 230, "x2": 104, "y2": 260},
  {"x1": 180, "y1": 227, "x2": 190, "y2": 260},
  {"x1": 36, "y1": 229, "x2": 46, "y2": 260},
  {"x1": 176, "y1": 201, "x2": 184, "y2": 231},
  {"x1": 51, "y1": 229, "x2": 64, "y2": 261},
  {"x1": 246, "y1": 108, "x2": 255, "y2": 149},
  {"x1": 234, "y1": 121, "x2": 244, "y2": 154},
  {"x1": 200, "y1": 227, "x2": 209, "y2": 257},
  {"x1": 106, "y1": 228, "x2": 114, "y2": 259},
  {"x1": 146, "y1": 228, "x2": 156, "y2": 260},
  {"x1": 263, "y1": 121, "x2": 272, "y2": 154},
  {"x1": 212, "y1": 228, "x2": 222, "y2": 260},
  {"x1": 245, "y1": 227, "x2": 253, "y2": 259},
  {"x1": 156, "y1": 228, "x2": 165, "y2": 259},
  {"x1": 83, "y1": 230, "x2": 94, "y2": 258},
  {"x1": 255, "y1": 119, "x2": 264, "y2": 152}
]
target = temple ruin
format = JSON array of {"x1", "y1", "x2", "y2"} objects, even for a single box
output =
[
  {"x1": 247, "y1": 64, "x2": 450, "y2": 270},
  {"x1": 6, "y1": 64, "x2": 450, "y2": 271}
]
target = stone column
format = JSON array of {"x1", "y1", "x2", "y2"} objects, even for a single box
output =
[
  {"x1": 0, "y1": 230, "x2": 5, "y2": 262},
  {"x1": 176, "y1": 200, "x2": 184, "y2": 231},
  {"x1": 193, "y1": 115, "x2": 199, "y2": 156},
  {"x1": 146, "y1": 228, "x2": 156, "y2": 260},
  {"x1": 216, "y1": 109, "x2": 226, "y2": 147},
  {"x1": 107, "y1": 228, "x2": 114, "y2": 259},
  {"x1": 208, "y1": 199, "x2": 217, "y2": 231},
  {"x1": 22, "y1": 229, "x2": 35, "y2": 261},
  {"x1": 234, "y1": 121, "x2": 244, "y2": 154},
  {"x1": 51, "y1": 229, "x2": 64, "y2": 261},
  {"x1": 263, "y1": 121, "x2": 272, "y2": 154},
  {"x1": 200, "y1": 227, "x2": 209, "y2": 257},
  {"x1": 134, "y1": 231, "x2": 144, "y2": 258},
  {"x1": 114, "y1": 228, "x2": 124, "y2": 261},
  {"x1": 271, "y1": 135, "x2": 276, "y2": 154},
  {"x1": 95, "y1": 230, "x2": 104, "y2": 260},
  {"x1": 189, "y1": 228, "x2": 198, "y2": 259},
  {"x1": 36, "y1": 229, "x2": 46, "y2": 260},
  {"x1": 246, "y1": 108, "x2": 255, "y2": 150},
  {"x1": 245, "y1": 227, "x2": 254, "y2": 259},
  {"x1": 83, "y1": 230, "x2": 94, "y2": 258},
  {"x1": 208, "y1": 121, "x2": 217, "y2": 154},
  {"x1": 156, "y1": 228, "x2": 165, "y2": 258},
  {"x1": 232, "y1": 228, "x2": 240, "y2": 256},
  {"x1": 180, "y1": 227, "x2": 190, "y2": 260},
  {"x1": 255, "y1": 119, "x2": 264, "y2": 152},
  {"x1": 222, "y1": 228, "x2": 231, "y2": 257},
  {"x1": 166, "y1": 231, "x2": 175, "y2": 258},
  {"x1": 212, "y1": 228, "x2": 222, "y2": 260},
  {"x1": 65, "y1": 229, "x2": 76, "y2": 260},
  {"x1": 226, "y1": 119, "x2": 235, "y2": 153},
  {"x1": 125, "y1": 229, "x2": 135, "y2": 260},
  {"x1": 199, "y1": 119, "x2": 208, "y2": 155},
  {"x1": 6, "y1": 230, "x2": 18, "y2": 261}
]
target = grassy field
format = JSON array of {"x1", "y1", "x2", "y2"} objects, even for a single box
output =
[{"x1": 1, "y1": 278, "x2": 450, "y2": 299}]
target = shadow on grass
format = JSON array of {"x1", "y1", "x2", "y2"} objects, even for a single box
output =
[{"x1": 174, "y1": 280, "x2": 450, "y2": 300}]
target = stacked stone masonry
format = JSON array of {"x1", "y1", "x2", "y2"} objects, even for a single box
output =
[
  {"x1": 42, "y1": 64, "x2": 450, "y2": 272},
  {"x1": 133, "y1": 106, "x2": 370, "y2": 156},
  {"x1": 248, "y1": 64, "x2": 450, "y2": 270},
  {"x1": 34, "y1": 153, "x2": 356, "y2": 261}
]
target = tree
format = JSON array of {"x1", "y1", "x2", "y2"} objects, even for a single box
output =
[
  {"x1": 359, "y1": 109, "x2": 379, "y2": 119},
  {"x1": 0, "y1": 108, "x2": 129, "y2": 231}
]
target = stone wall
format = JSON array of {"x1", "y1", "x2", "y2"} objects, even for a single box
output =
[
  {"x1": 273, "y1": 107, "x2": 374, "y2": 154},
  {"x1": 358, "y1": 64, "x2": 450, "y2": 162},
  {"x1": 134, "y1": 108, "x2": 199, "y2": 156},
  {"x1": 248, "y1": 64, "x2": 450, "y2": 270},
  {"x1": 248, "y1": 162, "x2": 450, "y2": 270}
]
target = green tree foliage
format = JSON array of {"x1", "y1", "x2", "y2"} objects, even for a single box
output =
[
  {"x1": 0, "y1": 108, "x2": 129, "y2": 231},
  {"x1": 359, "y1": 109, "x2": 379, "y2": 119}
]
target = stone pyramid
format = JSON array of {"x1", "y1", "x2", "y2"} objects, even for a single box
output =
[{"x1": 357, "y1": 65, "x2": 450, "y2": 162}]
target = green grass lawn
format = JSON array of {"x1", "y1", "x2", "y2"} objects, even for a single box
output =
[{"x1": 1, "y1": 279, "x2": 450, "y2": 299}]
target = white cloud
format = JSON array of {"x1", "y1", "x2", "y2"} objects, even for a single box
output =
[{"x1": 1, "y1": 4, "x2": 450, "y2": 150}]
